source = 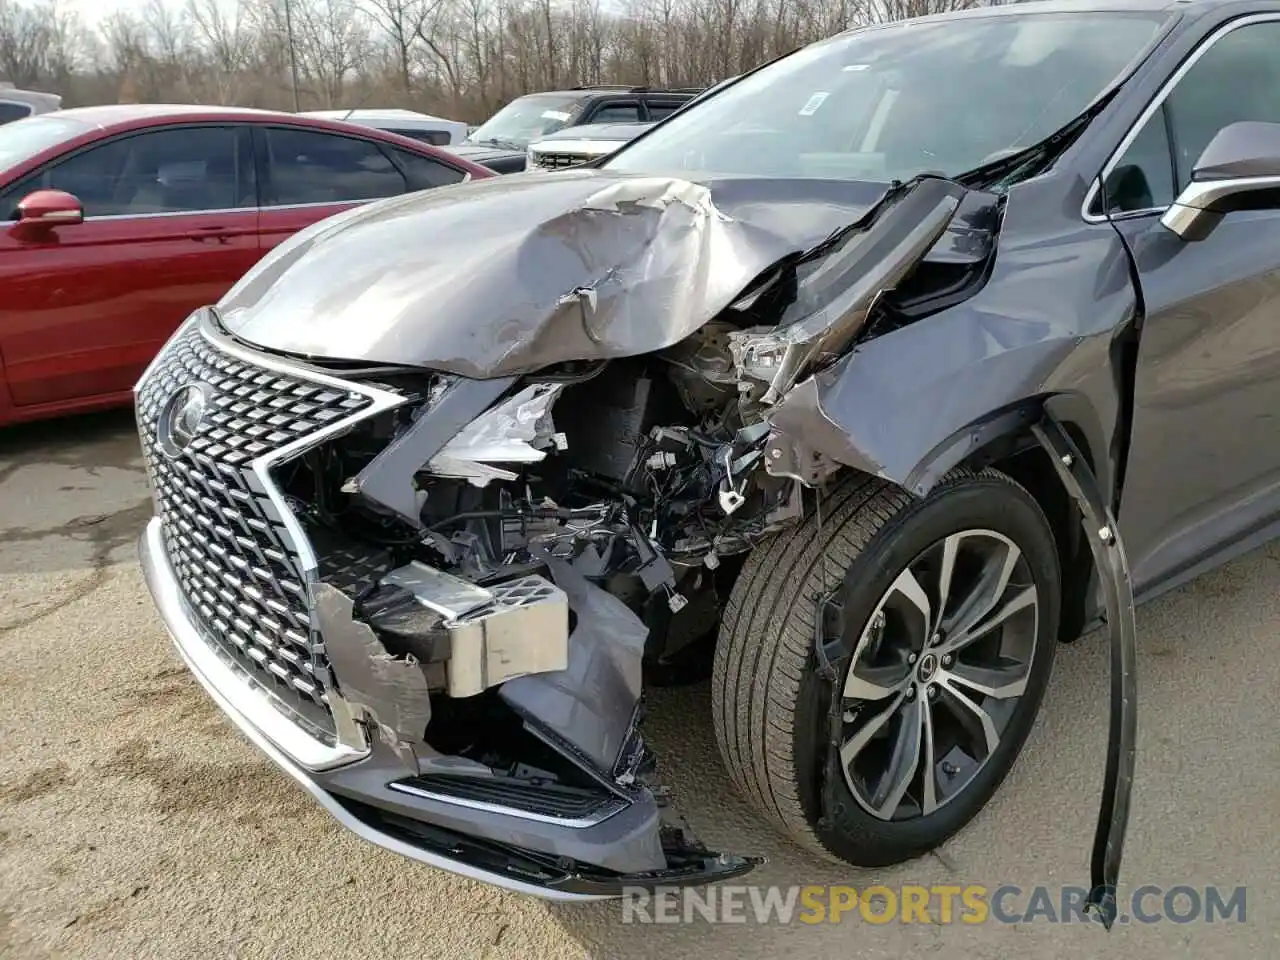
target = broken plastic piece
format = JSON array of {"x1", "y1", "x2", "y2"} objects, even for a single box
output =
[
  {"x1": 316, "y1": 582, "x2": 434, "y2": 773},
  {"x1": 427, "y1": 383, "x2": 565, "y2": 486},
  {"x1": 1031, "y1": 416, "x2": 1136, "y2": 933},
  {"x1": 379, "y1": 561, "x2": 570, "y2": 698}
]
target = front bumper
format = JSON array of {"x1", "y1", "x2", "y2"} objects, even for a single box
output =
[
  {"x1": 140, "y1": 517, "x2": 605, "y2": 898},
  {"x1": 140, "y1": 517, "x2": 756, "y2": 897}
]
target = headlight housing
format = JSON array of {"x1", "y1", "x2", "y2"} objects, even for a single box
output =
[{"x1": 425, "y1": 382, "x2": 566, "y2": 486}]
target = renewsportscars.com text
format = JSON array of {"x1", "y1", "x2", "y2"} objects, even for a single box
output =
[{"x1": 620, "y1": 884, "x2": 1247, "y2": 925}]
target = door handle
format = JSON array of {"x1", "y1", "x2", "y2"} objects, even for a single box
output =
[{"x1": 185, "y1": 225, "x2": 233, "y2": 243}]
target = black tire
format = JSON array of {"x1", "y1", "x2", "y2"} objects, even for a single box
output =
[{"x1": 711, "y1": 468, "x2": 1060, "y2": 867}]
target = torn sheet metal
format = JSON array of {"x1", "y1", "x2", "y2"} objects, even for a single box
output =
[
  {"x1": 501, "y1": 557, "x2": 649, "y2": 776},
  {"x1": 316, "y1": 582, "x2": 434, "y2": 774},
  {"x1": 1031, "y1": 416, "x2": 1137, "y2": 932},
  {"x1": 214, "y1": 169, "x2": 894, "y2": 377},
  {"x1": 729, "y1": 177, "x2": 964, "y2": 404},
  {"x1": 754, "y1": 175, "x2": 1136, "y2": 500}
]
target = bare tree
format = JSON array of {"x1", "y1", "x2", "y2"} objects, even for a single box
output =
[
  {"x1": 361, "y1": 0, "x2": 439, "y2": 95},
  {"x1": 187, "y1": 0, "x2": 253, "y2": 102},
  {"x1": 291, "y1": 0, "x2": 368, "y2": 106},
  {"x1": 1, "y1": 0, "x2": 1000, "y2": 121}
]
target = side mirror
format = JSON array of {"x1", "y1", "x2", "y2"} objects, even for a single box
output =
[
  {"x1": 1162, "y1": 121, "x2": 1280, "y2": 241},
  {"x1": 12, "y1": 189, "x2": 84, "y2": 232}
]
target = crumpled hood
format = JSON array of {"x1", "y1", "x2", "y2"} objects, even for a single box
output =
[{"x1": 217, "y1": 168, "x2": 893, "y2": 378}]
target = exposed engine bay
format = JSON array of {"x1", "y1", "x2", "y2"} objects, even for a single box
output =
[{"x1": 223, "y1": 173, "x2": 1008, "y2": 883}]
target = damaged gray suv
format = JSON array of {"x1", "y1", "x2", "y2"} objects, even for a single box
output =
[{"x1": 136, "y1": 0, "x2": 1280, "y2": 916}]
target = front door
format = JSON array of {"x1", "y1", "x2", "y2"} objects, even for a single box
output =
[
  {"x1": 1107, "y1": 16, "x2": 1280, "y2": 590},
  {"x1": 0, "y1": 124, "x2": 259, "y2": 407}
]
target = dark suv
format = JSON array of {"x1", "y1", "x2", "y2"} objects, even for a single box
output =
[{"x1": 446, "y1": 86, "x2": 702, "y2": 172}]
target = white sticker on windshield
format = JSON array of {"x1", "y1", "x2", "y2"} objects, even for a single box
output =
[
  {"x1": 541, "y1": 109, "x2": 571, "y2": 121},
  {"x1": 799, "y1": 92, "x2": 829, "y2": 116}
]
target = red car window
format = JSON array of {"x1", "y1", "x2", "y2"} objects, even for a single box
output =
[
  {"x1": 388, "y1": 147, "x2": 467, "y2": 190},
  {"x1": 265, "y1": 127, "x2": 408, "y2": 205},
  {"x1": 19, "y1": 126, "x2": 251, "y2": 217}
]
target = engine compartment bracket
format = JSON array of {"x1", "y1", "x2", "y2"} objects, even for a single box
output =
[{"x1": 1031, "y1": 415, "x2": 1137, "y2": 932}]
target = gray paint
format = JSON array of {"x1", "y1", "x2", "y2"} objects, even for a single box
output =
[
  {"x1": 315, "y1": 737, "x2": 669, "y2": 874},
  {"x1": 1191, "y1": 119, "x2": 1280, "y2": 180},
  {"x1": 215, "y1": 169, "x2": 891, "y2": 376},
  {"x1": 500, "y1": 559, "x2": 649, "y2": 776}
]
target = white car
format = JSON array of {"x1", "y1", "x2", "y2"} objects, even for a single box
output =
[
  {"x1": 0, "y1": 85, "x2": 61, "y2": 124},
  {"x1": 300, "y1": 108, "x2": 468, "y2": 146}
]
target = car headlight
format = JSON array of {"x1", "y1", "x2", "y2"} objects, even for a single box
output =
[{"x1": 426, "y1": 382, "x2": 566, "y2": 486}]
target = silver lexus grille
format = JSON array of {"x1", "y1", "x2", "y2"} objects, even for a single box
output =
[
  {"x1": 136, "y1": 323, "x2": 376, "y2": 741},
  {"x1": 531, "y1": 151, "x2": 586, "y2": 169}
]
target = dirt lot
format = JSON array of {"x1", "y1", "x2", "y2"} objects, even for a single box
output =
[{"x1": 1, "y1": 411, "x2": 1277, "y2": 959}]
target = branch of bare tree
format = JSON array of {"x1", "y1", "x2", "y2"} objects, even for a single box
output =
[{"x1": 0, "y1": 0, "x2": 994, "y2": 121}]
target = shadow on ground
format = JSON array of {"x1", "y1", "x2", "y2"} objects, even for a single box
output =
[{"x1": 0, "y1": 410, "x2": 148, "y2": 578}]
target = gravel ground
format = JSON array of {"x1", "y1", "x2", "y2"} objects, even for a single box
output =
[{"x1": 1, "y1": 411, "x2": 1276, "y2": 959}]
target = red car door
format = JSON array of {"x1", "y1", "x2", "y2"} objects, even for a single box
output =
[
  {"x1": 0, "y1": 124, "x2": 259, "y2": 408},
  {"x1": 255, "y1": 125, "x2": 467, "y2": 252}
]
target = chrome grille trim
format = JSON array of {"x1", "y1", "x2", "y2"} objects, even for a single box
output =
[
  {"x1": 136, "y1": 312, "x2": 407, "y2": 765},
  {"x1": 532, "y1": 152, "x2": 586, "y2": 169}
]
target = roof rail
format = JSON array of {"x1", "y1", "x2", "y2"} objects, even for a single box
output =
[{"x1": 567, "y1": 83, "x2": 705, "y2": 93}]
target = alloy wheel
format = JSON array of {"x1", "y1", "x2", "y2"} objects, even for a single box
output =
[{"x1": 831, "y1": 529, "x2": 1040, "y2": 821}]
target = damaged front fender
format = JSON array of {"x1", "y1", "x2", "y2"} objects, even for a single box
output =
[{"x1": 762, "y1": 177, "x2": 1136, "y2": 503}]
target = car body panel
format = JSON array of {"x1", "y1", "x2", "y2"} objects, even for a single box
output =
[
  {"x1": 443, "y1": 143, "x2": 528, "y2": 173},
  {"x1": 1, "y1": 208, "x2": 261, "y2": 407},
  {"x1": 0, "y1": 87, "x2": 61, "y2": 123},
  {"x1": 1112, "y1": 208, "x2": 1280, "y2": 591},
  {"x1": 300, "y1": 109, "x2": 469, "y2": 146},
  {"x1": 216, "y1": 169, "x2": 893, "y2": 376}
]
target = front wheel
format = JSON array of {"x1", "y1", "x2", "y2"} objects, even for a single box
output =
[{"x1": 712, "y1": 469, "x2": 1061, "y2": 867}]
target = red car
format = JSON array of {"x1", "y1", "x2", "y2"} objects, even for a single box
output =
[{"x1": 0, "y1": 105, "x2": 493, "y2": 426}]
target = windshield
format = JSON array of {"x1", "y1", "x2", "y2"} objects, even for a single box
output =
[
  {"x1": 466, "y1": 95, "x2": 587, "y2": 149},
  {"x1": 606, "y1": 12, "x2": 1165, "y2": 182},
  {"x1": 0, "y1": 115, "x2": 90, "y2": 172}
]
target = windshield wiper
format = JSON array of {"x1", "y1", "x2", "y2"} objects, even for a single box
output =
[
  {"x1": 467, "y1": 136, "x2": 524, "y2": 151},
  {"x1": 955, "y1": 87, "x2": 1121, "y2": 191}
]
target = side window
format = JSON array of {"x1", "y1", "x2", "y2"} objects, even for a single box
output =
[
  {"x1": 36, "y1": 126, "x2": 249, "y2": 217},
  {"x1": 1164, "y1": 21, "x2": 1280, "y2": 187},
  {"x1": 589, "y1": 102, "x2": 642, "y2": 124},
  {"x1": 646, "y1": 101, "x2": 685, "y2": 121},
  {"x1": 265, "y1": 127, "x2": 407, "y2": 206},
  {"x1": 1104, "y1": 106, "x2": 1177, "y2": 214},
  {"x1": 389, "y1": 149, "x2": 466, "y2": 190},
  {"x1": 0, "y1": 102, "x2": 33, "y2": 124},
  {"x1": 389, "y1": 128, "x2": 450, "y2": 146}
]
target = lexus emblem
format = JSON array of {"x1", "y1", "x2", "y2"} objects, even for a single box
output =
[{"x1": 157, "y1": 384, "x2": 208, "y2": 458}]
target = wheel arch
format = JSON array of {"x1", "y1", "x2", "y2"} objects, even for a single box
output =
[
  {"x1": 803, "y1": 392, "x2": 1113, "y2": 642},
  {"x1": 943, "y1": 397, "x2": 1108, "y2": 643}
]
